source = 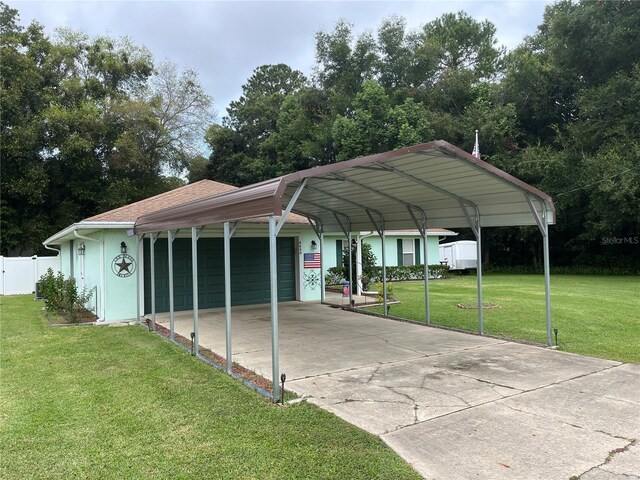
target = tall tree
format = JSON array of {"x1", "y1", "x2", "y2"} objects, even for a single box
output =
[
  {"x1": 314, "y1": 20, "x2": 378, "y2": 113},
  {"x1": 0, "y1": 4, "x2": 210, "y2": 254}
]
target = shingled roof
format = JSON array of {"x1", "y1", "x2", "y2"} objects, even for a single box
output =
[{"x1": 84, "y1": 180, "x2": 307, "y2": 224}]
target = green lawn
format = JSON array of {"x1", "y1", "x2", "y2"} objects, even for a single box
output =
[
  {"x1": 0, "y1": 295, "x2": 420, "y2": 480},
  {"x1": 366, "y1": 274, "x2": 640, "y2": 363}
]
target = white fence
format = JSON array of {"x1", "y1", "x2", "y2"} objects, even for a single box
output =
[{"x1": 0, "y1": 256, "x2": 61, "y2": 295}]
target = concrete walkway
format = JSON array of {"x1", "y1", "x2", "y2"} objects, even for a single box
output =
[{"x1": 156, "y1": 303, "x2": 640, "y2": 480}]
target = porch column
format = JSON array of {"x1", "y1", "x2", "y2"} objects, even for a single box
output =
[
  {"x1": 191, "y1": 226, "x2": 200, "y2": 355},
  {"x1": 136, "y1": 234, "x2": 143, "y2": 323},
  {"x1": 268, "y1": 215, "x2": 280, "y2": 401}
]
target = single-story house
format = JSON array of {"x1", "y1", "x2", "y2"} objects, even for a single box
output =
[
  {"x1": 43, "y1": 140, "x2": 556, "y2": 401},
  {"x1": 43, "y1": 180, "x2": 326, "y2": 323},
  {"x1": 324, "y1": 229, "x2": 457, "y2": 292}
]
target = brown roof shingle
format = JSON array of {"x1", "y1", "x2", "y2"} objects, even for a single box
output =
[{"x1": 84, "y1": 179, "x2": 307, "y2": 224}]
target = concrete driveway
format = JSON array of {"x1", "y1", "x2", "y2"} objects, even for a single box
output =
[{"x1": 157, "y1": 303, "x2": 640, "y2": 480}]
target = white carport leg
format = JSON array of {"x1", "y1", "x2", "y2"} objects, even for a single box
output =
[
  {"x1": 526, "y1": 196, "x2": 553, "y2": 346},
  {"x1": 320, "y1": 231, "x2": 325, "y2": 303},
  {"x1": 168, "y1": 230, "x2": 176, "y2": 340},
  {"x1": 407, "y1": 205, "x2": 430, "y2": 324},
  {"x1": 150, "y1": 232, "x2": 158, "y2": 330},
  {"x1": 347, "y1": 231, "x2": 354, "y2": 307},
  {"x1": 224, "y1": 222, "x2": 232, "y2": 374},
  {"x1": 423, "y1": 228, "x2": 430, "y2": 324},
  {"x1": 381, "y1": 229, "x2": 387, "y2": 315},
  {"x1": 268, "y1": 216, "x2": 280, "y2": 402},
  {"x1": 476, "y1": 221, "x2": 483, "y2": 334},
  {"x1": 191, "y1": 226, "x2": 200, "y2": 356}
]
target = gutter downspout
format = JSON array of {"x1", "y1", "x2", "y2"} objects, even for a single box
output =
[
  {"x1": 74, "y1": 230, "x2": 105, "y2": 322},
  {"x1": 43, "y1": 244, "x2": 61, "y2": 255}
]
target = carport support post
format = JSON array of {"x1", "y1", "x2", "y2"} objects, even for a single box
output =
[
  {"x1": 268, "y1": 216, "x2": 280, "y2": 402},
  {"x1": 423, "y1": 228, "x2": 430, "y2": 324},
  {"x1": 320, "y1": 232, "x2": 325, "y2": 303},
  {"x1": 224, "y1": 222, "x2": 232, "y2": 374},
  {"x1": 543, "y1": 222, "x2": 552, "y2": 346},
  {"x1": 476, "y1": 222, "x2": 483, "y2": 334},
  {"x1": 381, "y1": 229, "x2": 387, "y2": 315},
  {"x1": 191, "y1": 226, "x2": 200, "y2": 356},
  {"x1": 150, "y1": 233, "x2": 158, "y2": 330},
  {"x1": 347, "y1": 231, "x2": 354, "y2": 307},
  {"x1": 168, "y1": 230, "x2": 175, "y2": 341}
]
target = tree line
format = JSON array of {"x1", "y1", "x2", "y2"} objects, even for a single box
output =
[{"x1": 2, "y1": 1, "x2": 639, "y2": 270}]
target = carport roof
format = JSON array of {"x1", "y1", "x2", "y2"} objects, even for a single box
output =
[{"x1": 134, "y1": 140, "x2": 555, "y2": 234}]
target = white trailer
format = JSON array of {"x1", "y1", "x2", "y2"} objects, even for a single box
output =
[{"x1": 439, "y1": 241, "x2": 477, "y2": 271}]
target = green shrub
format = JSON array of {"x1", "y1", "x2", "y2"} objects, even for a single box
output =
[
  {"x1": 39, "y1": 268, "x2": 93, "y2": 323},
  {"x1": 368, "y1": 264, "x2": 450, "y2": 282},
  {"x1": 376, "y1": 282, "x2": 394, "y2": 303},
  {"x1": 325, "y1": 266, "x2": 346, "y2": 285}
]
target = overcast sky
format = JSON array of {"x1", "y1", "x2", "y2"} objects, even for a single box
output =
[{"x1": 12, "y1": 0, "x2": 553, "y2": 120}]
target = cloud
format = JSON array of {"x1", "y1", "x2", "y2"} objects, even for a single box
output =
[{"x1": 12, "y1": 0, "x2": 552, "y2": 117}]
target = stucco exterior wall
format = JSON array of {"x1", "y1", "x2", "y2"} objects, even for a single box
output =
[{"x1": 323, "y1": 234, "x2": 441, "y2": 274}]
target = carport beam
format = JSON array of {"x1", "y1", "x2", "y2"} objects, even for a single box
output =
[
  {"x1": 268, "y1": 216, "x2": 280, "y2": 402},
  {"x1": 224, "y1": 221, "x2": 232, "y2": 374}
]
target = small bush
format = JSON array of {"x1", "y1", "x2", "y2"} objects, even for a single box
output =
[
  {"x1": 39, "y1": 268, "x2": 94, "y2": 323},
  {"x1": 376, "y1": 282, "x2": 395, "y2": 303},
  {"x1": 325, "y1": 266, "x2": 346, "y2": 285}
]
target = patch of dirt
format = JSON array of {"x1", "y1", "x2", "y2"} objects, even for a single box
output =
[
  {"x1": 149, "y1": 319, "x2": 278, "y2": 395},
  {"x1": 457, "y1": 303, "x2": 500, "y2": 310},
  {"x1": 47, "y1": 308, "x2": 98, "y2": 325}
]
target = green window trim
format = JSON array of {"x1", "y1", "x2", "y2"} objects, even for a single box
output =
[
  {"x1": 397, "y1": 239, "x2": 403, "y2": 266},
  {"x1": 415, "y1": 238, "x2": 421, "y2": 265}
]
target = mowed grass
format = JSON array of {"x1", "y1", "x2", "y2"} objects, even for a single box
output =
[
  {"x1": 367, "y1": 274, "x2": 639, "y2": 363},
  {"x1": 0, "y1": 295, "x2": 421, "y2": 480}
]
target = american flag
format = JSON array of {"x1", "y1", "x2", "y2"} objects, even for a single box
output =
[
  {"x1": 472, "y1": 129, "x2": 480, "y2": 159},
  {"x1": 303, "y1": 252, "x2": 321, "y2": 269}
]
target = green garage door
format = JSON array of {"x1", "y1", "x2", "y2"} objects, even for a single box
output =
[{"x1": 144, "y1": 237, "x2": 296, "y2": 313}]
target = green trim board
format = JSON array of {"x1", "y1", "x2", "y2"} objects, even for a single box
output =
[{"x1": 143, "y1": 237, "x2": 296, "y2": 313}]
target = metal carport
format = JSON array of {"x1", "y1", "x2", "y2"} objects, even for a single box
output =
[{"x1": 133, "y1": 140, "x2": 556, "y2": 401}]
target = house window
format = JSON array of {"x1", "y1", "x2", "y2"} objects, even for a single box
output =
[{"x1": 402, "y1": 239, "x2": 415, "y2": 266}]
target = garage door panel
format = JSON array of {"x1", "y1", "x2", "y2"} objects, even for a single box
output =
[{"x1": 144, "y1": 236, "x2": 296, "y2": 313}]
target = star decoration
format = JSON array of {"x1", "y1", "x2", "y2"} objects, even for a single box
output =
[{"x1": 115, "y1": 257, "x2": 132, "y2": 274}]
